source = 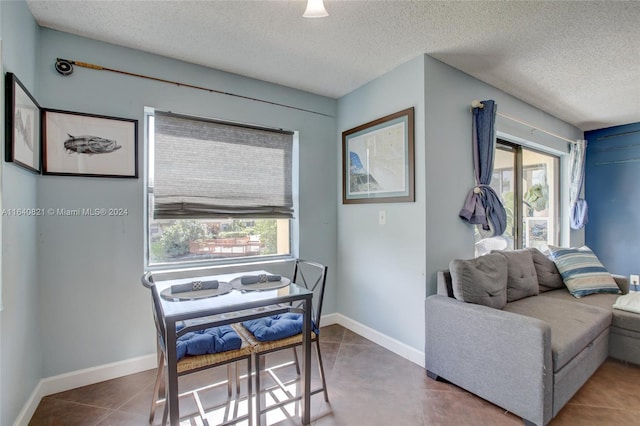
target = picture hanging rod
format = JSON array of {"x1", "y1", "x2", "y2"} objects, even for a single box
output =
[
  {"x1": 54, "y1": 58, "x2": 334, "y2": 118},
  {"x1": 471, "y1": 99, "x2": 576, "y2": 145}
]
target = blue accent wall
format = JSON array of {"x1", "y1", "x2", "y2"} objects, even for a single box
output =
[{"x1": 585, "y1": 122, "x2": 640, "y2": 276}]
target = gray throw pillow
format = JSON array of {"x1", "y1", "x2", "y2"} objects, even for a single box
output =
[
  {"x1": 527, "y1": 247, "x2": 565, "y2": 292},
  {"x1": 450, "y1": 253, "x2": 508, "y2": 309},
  {"x1": 492, "y1": 249, "x2": 539, "y2": 302}
]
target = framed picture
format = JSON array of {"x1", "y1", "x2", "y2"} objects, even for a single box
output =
[
  {"x1": 5, "y1": 72, "x2": 41, "y2": 174},
  {"x1": 42, "y1": 109, "x2": 138, "y2": 178},
  {"x1": 525, "y1": 217, "x2": 549, "y2": 250},
  {"x1": 342, "y1": 107, "x2": 414, "y2": 204}
]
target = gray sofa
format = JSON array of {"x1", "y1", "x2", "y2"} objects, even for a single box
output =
[{"x1": 424, "y1": 248, "x2": 640, "y2": 426}]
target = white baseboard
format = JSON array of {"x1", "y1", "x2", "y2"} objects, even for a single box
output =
[
  {"x1": 15, "y1": 313, "x2": 424, "y2": 425},
  {"x1": 13, "y1": 384, "x2": 45, "y2": 426},
  {"x1": 13, "y1": 354, "x2": 157, "y2": 426},
  {"x1": 327, "y1": 313, "x2": 425, "y2": 368},
  {"x1": 320, "y1": 312, "x2": 339, "y2": 326}
]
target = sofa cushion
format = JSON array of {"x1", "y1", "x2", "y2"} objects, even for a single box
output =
[
  {"x1": 450, "y1": 253, "x2": 508, "y2": 309},
  {"x1": 613, "y1": 293, "x2": 640, "y2": 314},
  {"x1": 548, "y1": 245, "x2": 620, "y2": 298},
  {"x1": 492, "y1": 249, "x2": 539, "y2": 302},
  {"x1": 541, "y1": 289, "x2": 640, "y2": 335},
  {"x1": 528, "y1": 247, "x2": 565, "y2": 292},
  {"x1": 504, "y1": 296, "x2": 611, "y2": 372}
]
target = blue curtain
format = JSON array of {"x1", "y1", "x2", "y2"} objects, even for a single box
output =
[
  {"x1": 459, "y1": 100, "x2": 507, "y2": 236},
  {"x1": 569, "y1": 139, "x2": 588, "y2": 229}
]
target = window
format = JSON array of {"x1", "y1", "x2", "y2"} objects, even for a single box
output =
[
  {"x1": 475, "y1": 139, "x2": 560, "y2": 256},
  {"x1": 146, "y1": 111, "x2": 294, "y2": 266}
]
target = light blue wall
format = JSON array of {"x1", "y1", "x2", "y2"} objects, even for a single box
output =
[
  {"x1": 337, "y1": 56, "x2": 427, "y2": 350},
  {"x1": 35, "y1": 29, "x2": 337, "y2": 377},
  {"x1": 2, "y1": 8, "x2": 337, "y2": 420},
  {"x1": 0, "y1": 2, "x2": 43, "y2": 425},
  {"x1": 336, "y1": 54, "x2": 584, "y2": 355},
  {"x1": 423, "y1": 55, "x2": 584, "y2": 297},
  {"x1": 1, "y1": 3, "x2": 589, "y2": 421}
]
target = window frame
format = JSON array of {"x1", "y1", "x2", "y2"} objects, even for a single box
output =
[
  {"x1": 495, "y1": 138, "x2": 561, "y2": 250},
  {"x1": 143, "y1": 109, "x2": 297, "y2": 269}
]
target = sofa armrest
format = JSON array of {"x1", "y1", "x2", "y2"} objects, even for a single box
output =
[
  {"x1": 425, "y1": 295, "x2": 552, "y2": 426},
  {"x1": 612, "y1": 274, "x2": 629, "y2": 295}
]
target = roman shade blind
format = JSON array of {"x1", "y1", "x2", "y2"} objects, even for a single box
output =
[{"x1": 153, "y1": 111, "x2": 293, "y2": 219}]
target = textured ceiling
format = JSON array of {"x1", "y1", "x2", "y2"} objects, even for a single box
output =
[{"x1": 27, "y1": 0, "x2": 640, "y2": 131}]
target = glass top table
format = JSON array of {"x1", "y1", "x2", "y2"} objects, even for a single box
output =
[{"x1": 147, "y1": 269, "x2": 314, "y2": 425}]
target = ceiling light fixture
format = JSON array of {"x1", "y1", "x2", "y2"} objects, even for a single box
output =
[{"x1": 303, "y1": 0, "x2": 329, "y2": 18}]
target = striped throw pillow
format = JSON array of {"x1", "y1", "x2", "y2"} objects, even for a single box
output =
[{"x1": 548, "y1": 245, "x2": 620, "y2": 298}]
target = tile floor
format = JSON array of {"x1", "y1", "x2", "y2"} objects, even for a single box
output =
[{"x1": 29, "y1": 324, "x2": 640, "y2": 425}]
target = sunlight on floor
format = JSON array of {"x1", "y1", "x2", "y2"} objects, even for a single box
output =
[{"x1": 176, "y1": 367, "x2": 305, "y2": 425}]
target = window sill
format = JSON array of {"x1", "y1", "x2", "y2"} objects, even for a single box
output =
[{"x1": 146, "y1": 254, "x2": 295, "y2": 275}]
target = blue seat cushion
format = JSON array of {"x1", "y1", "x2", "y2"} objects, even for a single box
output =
[
  {"x1": 176, "y1": 325, "x2": 242, "y2": 361},
  {"x1": 243, "y1": 313, "x2": 317, "y2": 342}
]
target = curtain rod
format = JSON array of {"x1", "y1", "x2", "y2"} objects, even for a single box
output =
[
  {"x1": 54, "y1": 58, "x2": 334, "y2": 118},
  {"x1": 471, "y1": 100, "x2": 576, "y2": 145}
]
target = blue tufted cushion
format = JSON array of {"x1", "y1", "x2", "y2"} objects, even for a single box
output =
[
  {"x1": 243, "y1": 313, "x2": 317, "y2": 342},
  {"x1": 175, "y1": 325, "x2": 242, "y2": 360}
]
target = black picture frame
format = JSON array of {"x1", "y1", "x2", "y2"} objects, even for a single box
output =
[
  {"x1": 5, "y1": 72, "x2": 41, "y2": 174},
  {"x1": 42, "y1": 109, "x2": 138, "y2": 178}
]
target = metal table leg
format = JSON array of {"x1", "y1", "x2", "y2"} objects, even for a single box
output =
[
  {"x1": 166, "y1": 319, "x2": 180, "y2": 425},
  {"x1": 301, "y1": 295, "x2": 312, "y2": 425}
]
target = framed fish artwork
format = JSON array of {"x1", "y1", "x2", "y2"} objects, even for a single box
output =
[
  {"x1": 5, "y1": 72, "x2": 42, "y2": 174},
  {"x1": 42, "y1": 109, "x2": 138, "y2": 178}
]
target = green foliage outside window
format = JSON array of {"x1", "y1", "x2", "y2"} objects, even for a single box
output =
[
  {"x1": 160, "y1": 220, "x2": 207, "y2": 257},
  {"x1": 217, "y1": 231, "x2": 249, "y2": 238},
  {"x1": 524, "y1": 183, "x2": 549, "y2": 212},
  {"x1": 254, "y1": 219, "x2": 277, "y2": 254},
  {"x1": 153, "y1": 218, "x2": 280, "y2": 261}
]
